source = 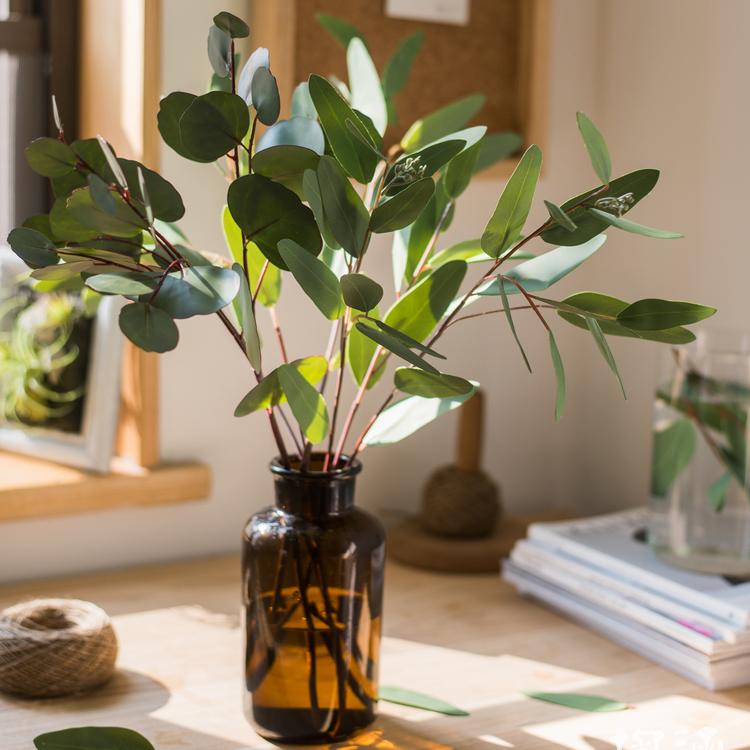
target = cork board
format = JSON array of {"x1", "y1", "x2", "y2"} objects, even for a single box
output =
[{"x1": 290, "y1": 0, "x2": 544, "y2": 151}]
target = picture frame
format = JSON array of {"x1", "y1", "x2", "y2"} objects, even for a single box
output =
[{"x1": 0, "y1": 245, "x2": 124, "y2": 473}]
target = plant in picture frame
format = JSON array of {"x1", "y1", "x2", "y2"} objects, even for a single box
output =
[{"x1": 7, "y1": 9, "x2": 715, "y2": 744}]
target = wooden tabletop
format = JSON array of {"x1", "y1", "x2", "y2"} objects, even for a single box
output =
[{"x1": 2, "y1": 556, "x2": 750, "y2": 750}]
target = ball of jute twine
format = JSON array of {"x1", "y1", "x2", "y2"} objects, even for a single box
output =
[{"x1": 0, "y1": 598, "x2": 118, "y2": 698}]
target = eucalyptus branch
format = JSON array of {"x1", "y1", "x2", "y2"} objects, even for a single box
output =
[
  {"x1": 324, "y1": 311, "x2": 350, "y2": 470},
  {"x1": 502, "y1": 277, "x2": 550, "y2": 332},
  {"x1": 445, "y1": 304, "x2": 553, "y2": 328},
  {"x1": 269, "y1": 307, "x2": 289, "y2": 363}
]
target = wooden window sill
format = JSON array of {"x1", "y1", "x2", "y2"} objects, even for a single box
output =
[{"x1": 0, "y1": 451, "x2": 211, "y2": 523}]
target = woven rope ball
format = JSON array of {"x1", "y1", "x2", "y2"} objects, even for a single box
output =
[{"x1": 0, "y1": 598, "x2": 118, "y2": 698}]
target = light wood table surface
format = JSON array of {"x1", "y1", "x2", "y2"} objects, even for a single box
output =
[{"x1": 2, "y1": 556, "x2": 750, "y2": 749}]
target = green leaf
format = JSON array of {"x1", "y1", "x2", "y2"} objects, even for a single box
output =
[
  {"x1": 25, "y1": 137, "x2": 77, "y2": 177},
  {"x1": 251, "y1": 67, "x2": 280, "y2": 126},
  {"x1": 291, "y1": 81, "x2": 317, "y2": 119},
  {"x1": 234, "y1": 357, "x2": 327, "y2": 416},
  {"x1": 308, "y1": 74, "x2": 378, "y2": 183},
  {"x1": 347, "y1": 38, "x2": 387, "y2": 136},
  {"x1": 500, "y1": 282, "x2": 531, "y2": 373},
  {"x1": 481, "y1": 145, "x2": 542, "y2": 258},
  {"x1": 478, "y1": 235, "x2": 606, "y2": 297},
  {"x1": 544, "y1": 200, "x2": 576, "y2": 232},
  {"x1": 363, "y1": 386, "x2": 477, "y2": 446},
  {"x1": 256, "y1": 117, "x2": 325, "y2": 155},
  {"x1": 207, "y1": 25, "x2": 231, "y2": 78},
  {"x1": 340, "y1": 273, "x2": 383, "y2": 312},
  {"x1": 588, "y1": 208, "x2": 683, "y2": 239},
  {"x1": 21, "y1": 214, "x2": 54, "y2": 241},
  {"x1": 213, "y1": 11, "x2": 249, "y2": 38},
  {"x1": 31, "y1": 260, "x2": 94, "y2": 280},
  {"x1": 356, "y1": 322, "x2": 439, "y2": 374},
  {"x1": 303, "y1": 169, "x2": 339, "y2": 248},
  {"x1": 34, "y1": 726, "x2": 156, "y2": 750},
  {"x1": 119, "y1": 303, "x2": 179, "y2": 353},
  {"x1": 382, "y1": 31, "x2": 424, "y2": 101},
  {"x1": 709, "y1": 472, "x2": 733, "y2": 513},
  {"x1": 557, "y1": 292, "x2": 696, "y2": 345},
  {"x1": 379, "y1": 686, "x2": 469, "y2": 716},
  {"x1": 384, "y1": 140, "x2": 466, "y2": 196},
  {"x1": 315, "y1": 13, "x2": 363, "y2": 48},
  {"x1": 221, "y1": 206, "x2": 281, "y2": 307},
  {"x1": 227, "y1": 173, "x2": 321, "y2": 268},
  {"x1": 96, "y1": 136, "x2": 128, "y2": 189},
  {"x1": 541, "y1": 168, "x2": 659, "y2": 246},
  {"x1": 278, "y1": 363, "x2": 329, "y2": 443},
  {"x1": 316, "y1": 155, "x2": 369, "y2": 257},
  {"x1": 65, "y1": 187, "x2": 146, "y2": 238},
  {"x1": 373, "y1": 319, "x2": 445, "y2": 358},
  {"x1": 385, "y1": 260, "x2": 467, "y2": 343},
  {"x1": 525, "y1": 691, "x2": 628, "y2": 713},
  {"x1": 394, "y1": 368, "x2": 473, "y2": 398},
  {"x1": 237, "y1": 47, "x2": 269, "y2": 103},
  {"x1": 86, "y1": 272, "x2": 157, "y2": 296},
  {"x1": 651, "y1": 419, "x2": 696, "y2": 497},
  {"x1": 473, "y1": 132, "x2": 523, "y2": 173},
  {"x1": 617, "y1": 299, "x2": 716, "y2": 331},
  {"x1": 151, "y1": 265, "x2": 240, "y2": 318},
  {"x1": 119, "y1": 159, "x2": 185, "y2": 222},
  {"x1": 252, "y1": 145, "x2": 320, "y2": 198},
  {"x1": 444, "y1": 141, "x2": 481, "y2": 199},
  {"x1": 586, "y1": 317, "x2": 626, "y2": 398},
  {"x1": 49, "y1": 197, "x2": 98, "y2": 242},
  {"x1": 347, "y1": 313, "x2": 382, "y2": 389},
  {"x1": 231, "y1": 263, "x2": 261, "y2": 371},
  {"x1": 278, "y1": 239, "x2": 344, "y2": 319},
  {"x1": 401, "y1": 94, "x2": 485, "y2": 152},
  {"x1": 7, "y1": 227, "x2": 58, "y2": 268},
  {"x1": 370, "y1": 178, "x2": 435, "y2": 233},
  {"x1": 549, "y1": 331, "x2": 566, "y2": 420},
  {"x1": 576, "y1": 111, "x2": 611, "y2": 184},
  {"x1": 87, "y1": 173, "x2": 118, "y2": 214}
]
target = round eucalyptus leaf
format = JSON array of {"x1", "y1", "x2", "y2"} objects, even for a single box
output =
[
  {"x1": 150, "y1": 265, "x2": 240, "y2": 319},
  {"x1": 34, "y1": 726, "x2": 156, "y2": 750},
  {"x1": 227, "y1": 174, "x2": 321, "y2": 268},
  {"x1": 86, "y1": 271, "x2": 158, "y2": 296},
  {"x1": 252, "y1": 145, "x2": 320, "y2": 197},
  {"x1": 207, "y1": 24, "x2": 231, "y2": 78},
  {"x1": 394, "y1": 368, "x2": 474, "y2": 398},
  {"x1": 7, "y1": 227, "x2": 58, "y2": 268},
  {"x1": 250, "y1": 67, "x2": 280, "y2": 126},
  {"x1": 49, "y1": 197, "x2": 99, "y2": 242},
  {"x1": 66, "y1": 187, "x2": 147, "y2": 237},
  {"x1": 178, "y1": 92, "x2": 250, "y2": 163},
  {"x1": 87, "y1": 174, "x2": 117, "y2": 214},
  {"x1": 213, "y1": 10, "x2": 249, "y2": 38},
  {"x1": 255, "y1": 117, "x2": 325, "y2": 155},
  {"x1": 157, "y1": 91, "x2": 197, "y2": 159},
  {"x1": 119, "y1": 302, "x2": 179, "y2": 353},
  {"x1": 119, "y1": 159, "x2": 185, "y2": 222},
  {"x1": 291, "y1": 81, "x2": 317, "y2": 119},
  {"x1": 340, "y1": 273, "x2": 383, "y2": 312},
  {"x1": 238, "y1": 47, "x2": 269, "y2": 103},
  {"x1": 24, "y1": 137, "x2": 77, "y2": 177},
  {"x1": 21, "y1": 214, "x2": 54, "y2": 241}
]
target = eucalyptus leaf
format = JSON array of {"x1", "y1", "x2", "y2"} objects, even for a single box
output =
[
  {"x1": 227, "y1": 173, "x2": 321, "y2": 268},
  {"x1": 401, "y1": 94, "x2": 485, "y2": 152},
  {"x1": 382, "y1": 31, "x2": 424, "y2": 112},
  {"x1": 31, "y1": 260, "x2": 94, "y2": 280},
  {"x1": 87, "y1": 174, "x2": 118, "y2": 214},
  {"x1": 251, "y1": 67, "x2": 280, "y2": 126},
  {"x1": 379, "y1": 686, "x2": 469, "y2": 716},
  {"x1": 207, "y1": 25, "x2": 231, "y2": 78},
  {"x1": 25, "y1": 137, "x2": 77, "y2": 177},
  {"x1": 181, "y1": 91, "x2": 249, "y2": 162},
  {"x1": 651, "y1": 419, "x2": 696, "y2": 497},
  {"x1": 347, "y1": 38, "x2": 387, "y2": 136},
  {"x1": 49, "y1": 197, "x2": 99, "y2": 242},
  {"x1": 347, "y1": 313, "x2": 384, "y2": 389},
  {"x1": 303, "y1": 169, "x2": 339, "y2": 248},
  {"x1": 238, "y1": 47, "x2": 269, "y2": 103},
  {"x1": 316, "y1": 155, "x2": 369, "y2": 257},
  {"x1": 500, "y1": 281, "x2": 531, "y2": 372},
  {"x1": 34, "y1": 726, "x2": 156, "y2": 750},
  {"x1": 86, "y1": 272, "x2": 157, "y2": 296},
  {"x1": 340, "y1": 273, "x2": 383, "y2": 312},
  {"x1": 394, "y1": 368, "x2": 473, "y2": 398},
  {"x1": 256, "y1": 117, "x2": 325, "y2": 155},
  {"x1": 150, "y1": 265, "x2": 240, "y2": 318},
  {"x1": 444, "y1": 141, "x2": 481, "y2": 198},
  {"x1": 474, "y1": 132, "x2": 523, "y2": 173},
  {"x1": 316, "y1": 13, "x2": 363, "y2": 48},
  {"x1": 232, "y1": 263, "x2": 261, "y2": 370},
  {"x1": 291, "y1": 81, "x2": 317, "y2": 119},
  {"x1": 278, "y1": 239, "x2": 344, "y2": 319},
  {"x1": 96, "y1": 136, "x2": 128, "y2": 189},
  {"x1": 525, "y1": 691, "x2": 628, "y2": 712},
  {"x1": 252, "y1": 145, "x2": 320, "y2": 198},
  {"x1": 544, "y1": 200, "x2": 576, "y2": 232},
  {"x1": 588, "y1": 208, "x2": 683, "y2": 239},
  {"x1": 481, "y1": 145, "x2": 542, "y2": 258},
  {"x1": 372, "y1": 319, "x2": 445, "y2": 358},
  {"x1": 709, "y1": 472, "x2": 733, "y2": 512},
  {"x1": 213, "y1": 11, "x2": 249, "y2": 38},
  {"x1": 586, "y1": 317, "x2": 626, "y2": 398},
  {"x1": 119, "y1": 302, "x2": 179, "y2": 353},
  {"x1": 119, "y1": 159, "x2": 185, "y2": 222},
  {"x1": 21, "y1": 214, "x2": 54, "y2": 241},
  {"x1": 356, "y1": 322, "x2": 439, "y2": 374},
  {"x1": 576, "y1": 111, "x2": 611, "y2": 184},
  {"x1": 278, "y1": 363, "x2": 330, "y2": 443},
  {"x1": 541, "y1": 168, "x2": 659, "y2": 246},
  {"x1": 371, "y1": 178, "x2": 435, "y2": 233},
  {"x1": 309, "y1": 74, "x2": 378, "y2": 183},
  {"x1": 66, "y1": 187, "x2": 147, "y2": 238},
  {"x1": 363, "y1": 385, "x2": 477, "y2": 446},
  {"x1": 616, "y1": 299, "x2": 716, "y2": 331},
  {"x1": 549, "y1": 330, "x2": 566, "y2": 420},
  {"x1": 7, "y1": 227, "x2": 58, "y2": 268}
]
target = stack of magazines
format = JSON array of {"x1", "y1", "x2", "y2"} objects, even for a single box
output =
[{"x1": 503, "y1": 509, "x2": 750, "y2": 689}]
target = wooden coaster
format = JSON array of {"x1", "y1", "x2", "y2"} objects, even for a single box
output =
[{"x1": 387, "y1": 513, "x2": 572, "y2": 574}]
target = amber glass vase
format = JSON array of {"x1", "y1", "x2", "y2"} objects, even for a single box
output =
[{"x1": 242, "y1": 455, "x2": 386, "y2": 743}]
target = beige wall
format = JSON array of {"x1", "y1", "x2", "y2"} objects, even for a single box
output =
[{"x1": 2, "y1": 0, "x2": 744, "y2": 581}]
